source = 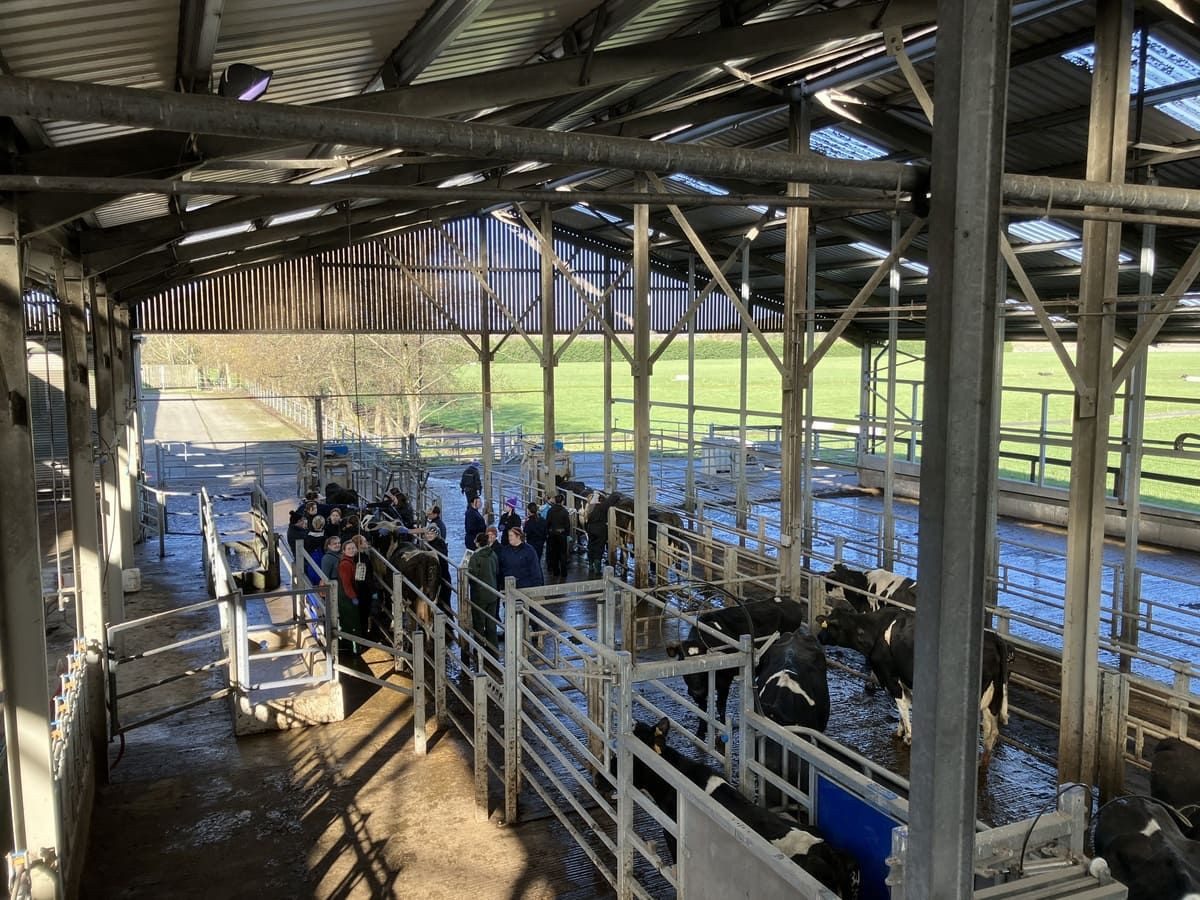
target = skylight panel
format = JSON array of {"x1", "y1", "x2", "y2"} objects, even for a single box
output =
[
  {"x1": 848, "y1": 241, "x2": 928, "y2": 275},
  {"x1": 1008, "y1": 220, "x2": 1132, "y2": 263},
  {"x1": 570, "y1": 203, "x2": 624, "y2": 225},
  {"x1": 179, "y1": 222, "x2": 254, "y2": 245},
  {"x1": 1063, "y1": 33, "x2": 1200, "y2": 132},
  {"x1": 267, "y1": 206, "x2": 326, "y2": 227},
  {"x1": 810, "y1": 127, "x2": 889, "y2": 160},
  {"x1": 667, "y1": 173, "x2": 729, "y2": 195}
]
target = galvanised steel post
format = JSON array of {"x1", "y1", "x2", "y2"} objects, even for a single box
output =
[
  {"x1": 478, "y1": 215, "x2": 495, "y2": 519},
  {"x1": 540, "y1": 204, "x2": 557, "y2": 503},
  {"x1": 57, "y1": 257, "x2": 108, "y2": 783},
  {"x1": 909, "y1": 0, "x2": 1011, "y2": 895},
  {"x1": 781, "y1": 98, "x2": 812, "y2": 593},
  {"x1": 603, "y1": 256, "x2": 614, "y2": 493},
  {"x1": 113, "y1": 304, "x2": 137, "y2": 555},
  {"x1": 737, "y1": 250, "x2": 750, "y2": 541},
  {"x1": 0, "y1": 205, "x2": 63, "y2": 899},
  {"x1": 685, "y1": 256, "x2": 697, "y2": 522},
  {"x1": 90, "y1": 280, "x2": 126, "y2": 628},
  {"x1": 314, "y1": 395, "x2": 326, "y2": 495},
  {"x1": 632, "y1": 176, "x2": 652, "y2": 590},
  {"x1": 1060, "y1": 0, "x2": 1133, "y2": 788},
  {"x1": 1117, "y1": 195, "x2": 1153, "y2": 672},
  {"x1": 882, "y1": 214, "x2": 900, "y2": 570}
]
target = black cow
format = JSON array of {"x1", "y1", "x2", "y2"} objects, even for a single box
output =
[
  {"x1": 822, "y1": 563, "x2": 917, "y2": 613},
  {"x1": 1091, "y1": 795, "x2": 1200, "y2": 900},
  {"x1": 666, "y1": 597, "x2": 807, "y2": 741},
  {"x1": 815, "y1": 606, "x2": 1010, "y2": 764},
  {"x1": 1152, "y1": 739, "x2": 1200, "y2": 840},
  {"x1": 755, "y1": 630, "x2": 830, "y2": 731},
  {"x1": 626, "y1": 717, "x2": 860, "y2": 898}
]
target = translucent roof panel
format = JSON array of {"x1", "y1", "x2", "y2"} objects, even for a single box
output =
[
  {"x1": 1063, "y1": 33, "x2": 1200, "y2": 132},
  {"x1": 810, "y1": 127, "x2": 889, "y2": 160},
  {"x1": 667, "y1": 173, "x2": 729, "y2": 195},
  {"x1": 848, "y1": 241, "x2": 928, "y2": 275},
  {"x1": 1008, "y1": 220, "x2": 1132, "y2": 263}
]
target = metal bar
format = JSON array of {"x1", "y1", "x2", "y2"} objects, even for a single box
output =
[
  {"x1": 114, "y1": 687, "x2": 234, "y2": 735},
  {"x1": 413, "y1": 626, "x2": 427, "y2": 755},
  {"x1": 908, "y1": 0, "x2": 1011, "y2": 895},
  {"x1": 632, "y1": 176, "x2": 652, "y2": 590},
  {"x1": 473, "y1": 673, "x2": 489, "y2": 821},
  {"x1": 999, "y1": 235, "x2": 1088, "y2": 394},
  {"x1": 1110, "y1": 238, "x2": 1200, "y2": 390},
  {"x1": 539, "y1": 204, "x2": 557, "y2": 502},
  {"x1": 503, "y1": 579, "x2": 520, "y2": 823},
  {"x1": 91, "y1": 281, "x2": 126, "y2": 628},
  {"x1": 883, "y1": 216, "x2": 900, "y2": 569},
  {"x1": 1060, "y1": 0, "x2": 1133, "y2": 788}
]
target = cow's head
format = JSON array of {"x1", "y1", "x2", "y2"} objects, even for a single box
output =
[
  {"x1": 821, "y1": 563, "x2": 871, "y2": 610},
  {"x1": 665, "y1": 637, "x2": 707, "y2": 660},
  {"x1": 814, "y1": 606, "x2": 865, "y2": 650},
  {"x1": 631, "y1": 716, "x2": 671, "y2": 755}
]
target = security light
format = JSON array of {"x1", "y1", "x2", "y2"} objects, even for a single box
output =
[{"x1": 218, "y1": 64, "x2": 273, "y2": 101}]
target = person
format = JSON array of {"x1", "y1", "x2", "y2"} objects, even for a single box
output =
[
  {"x1": 426, "y1": 506, "x2": 447, "y2": 542},
  {"x1": 320, "y1": 535, "x2": 342, "y2": 582},
  {"x1": 395, "y1": 492, "x2": 417, "y2": 529},
  {"x1": 349, "y1": 534, "x2": 382, "y2": 637},
  {"x1": 286, "y1": 511, "x2": 308, "y2": 555},
  {"x1": 585, "y1": 498, "x2": 609, "y2": 578},
  {"x1": 498, "y1": 526, "x2": 544, "y2": 589},
  {"x1": 460, "y1": 462, "x2": 482, "y2": 503},
  {"x1": 336, "y1": 541, "x2": 366, "y2": 655},
  {"x1": 464, "y1": 496, "x2": 487, "y2": 551},
  {"x1": 340, "y1": 512, "x2": 362, "y2": 542},
  {"x1": 325, "y1": 507, "x2": 344, "y2": 537},
  {"x1": 523, "y1": 501, "x2": 547, "y2": 560},
  {"x1": 304, "y1": 515, "x2": 327, "y2": 582},
  {"x1": 466, "y1": 531, "x2": 500, "y2": 657},
  {"x1": 545, "y1": 494, "x2": 572, "y2": 581},
  {"x1": 498, "y1": 497, "x2": 522, "y2": 544}
]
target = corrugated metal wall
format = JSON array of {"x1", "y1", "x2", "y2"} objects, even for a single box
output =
[{"x1": 133, "y1": 214, "x2": 784, "y2": 335}]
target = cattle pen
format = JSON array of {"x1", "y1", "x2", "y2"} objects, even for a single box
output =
[{"x1": 3, "y1": 1, "x2": 1200, "y2": 898}]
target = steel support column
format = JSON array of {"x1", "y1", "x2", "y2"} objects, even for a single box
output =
[
  {"x1": 1118, "y1": 200, "x2": 1153, "y2": 670},
  {"x1": 603, "y1": 272, "x2": 614, "y2": 494},
  {"x1": 0, "y1": 205, "x2": 62, "y2": 898},
  {"x1": 478, "y1": 216, "x2": 494, "y2": 518},
  {"x1": 632, "y1": 176, "x2": 652, "y2": 589},
  {"x1": 1060, "y1": 0, "x2": 1132, "y2": 788},
  {"x1": 882, "y1": 215, "x2": 900, "y2": 569},
  {"x1": 58, "y1": 258, "x2": 107, "y2": 781},
  {"x1": 909, "y1": 1, "x2": 1011, "y2": 896},
  {"x1": 540, "y1": 204, "x2": 556, "y2": 502},
  {"x1": 737, "y1": 250, "x2": 750, "y2": 540},
  {"x1": 90, "y1": 281, "x2": 125, "y2": 627},
  {"x1": 685, "y1": 256, "x2": 697, "y2": 519},
  {"x1": 112, "y1": 304, "x2": 137, "y2": 556},
  {"x1": 781, "y1": 99, "x2": 812, "y2": 593}
]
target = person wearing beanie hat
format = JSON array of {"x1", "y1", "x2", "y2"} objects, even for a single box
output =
[{"x1": 498, "y1": 497, "x2": 522, "y2": 544}]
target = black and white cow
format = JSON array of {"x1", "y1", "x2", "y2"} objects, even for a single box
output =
[
  {"x1": 627, "y1": 717, "x2": 861, "y2": 898},
  {"x1": 1090, "y1": 795, "x2": 1200, "y2": 900},
  {"x1": 814, "y1": 606, "x2": 1010, "y2": 764},
  {"x1": 755, "y1": 630, "x2": 830, "y2": 732},
  {"x1": 822, "y1": 563, "x2": 917, "y2": 613},
  {"x1": 1153, "y1": 739, "x2": 1200, "y2": 840},
  {"x1": 665, "y1": 597, "x2": 807, "y2": 741}
]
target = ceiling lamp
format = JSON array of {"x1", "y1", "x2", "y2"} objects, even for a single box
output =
[{"x1": 218, "y1": 64, "x2": 273, "y2": 101}]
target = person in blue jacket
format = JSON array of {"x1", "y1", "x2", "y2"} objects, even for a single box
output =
[{"x1": 498, "y1": 526, "x2": 544, "y2": 589}]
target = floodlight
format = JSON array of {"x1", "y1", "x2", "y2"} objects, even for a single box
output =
[{"x1": 218, "y1": 64, "x2": 273, "y2": 101}]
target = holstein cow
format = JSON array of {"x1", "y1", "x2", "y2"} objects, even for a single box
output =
[
  {"x1": 815, "y1": 606, "x2": 1010, "y2": 764},
  {"x1": 1090, "y1": 795, "x2": 1200, "y2": 900},
  {"x1": 755, "y1": 630, "x2": 830, "y2": 731},
  {"x1": 666, "y1": 597, "x2": 807, "y2": 741},
  {"x1": 822, "y1": 563, "x2": 917, "y2": 613},
  {"x1": 1153, "y1": 739, "x2": 1200, "y2": 840},
  {"x1": 626, "y1": 717, "x2": 861, "y2": 898}
]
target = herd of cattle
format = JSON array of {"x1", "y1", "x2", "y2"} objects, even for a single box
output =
[{"x1": 339, "y1": 488, "x2": 1198, "y2": 898}]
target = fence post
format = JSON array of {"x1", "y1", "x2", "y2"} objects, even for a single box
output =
[
  {"x1": 615, "y1": 649, "x2": 635, "y2": 899},
  {"x1": 156, "y1": 489, "x2": 166, "y2": 557},
  {"x1": 392, "y1": 572, "x2": 406, "y2": 674},
  {"x1": 473, "y1": 673, "x2": 490, "y2": 822},
  {"x1": 503, "y1": 577, "x2": 520, "y2": 824},
  {"x1": 1171, "y1": 666, "x2": 1190, "y2": 735},
  {"x1": 1098, "y1": 670, "x2": 1128, "y2": 803},
  {"x1": 413, "y1": 626, "x2": 427, "y2": 756},
  {"x1": 738, "y1": 634, "x2": 753, "y2": 798},
  {"x1": 433, "y1": 610, "x2": 447, "y2": 730}
]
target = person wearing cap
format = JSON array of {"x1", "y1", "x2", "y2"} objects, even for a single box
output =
[
  {"x1": 498, "y1": 497, "x2": 522, "y2": 544},
  {"x1": 460, "y1": 461, "x2": 482, "y2": 503},
  {"x1": 498, "y1": 525, "x2": 544, "y2": 589}
]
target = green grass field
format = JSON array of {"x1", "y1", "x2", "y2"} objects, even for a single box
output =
[{"x1": 430, "y1": 339, "x2": 1200, "y2": 511}]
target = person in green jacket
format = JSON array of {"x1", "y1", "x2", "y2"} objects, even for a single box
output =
[{"x1": 466, "y1": 531, "x2": 501, "y2": 660}]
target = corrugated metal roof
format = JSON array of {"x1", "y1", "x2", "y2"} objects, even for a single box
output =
[
  {"x1": 211, "y1": 0, "x2": 424, "y2": 106},
  {"x1": 0, "y1": 0, "x2": 177, "y2": 145}
]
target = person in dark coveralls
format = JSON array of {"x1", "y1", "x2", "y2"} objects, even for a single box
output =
[
  {"x1": 460, "y1": 462, "x2": 482, "y2": 503},
  {"x1": 498, "y1": 526, "x2": 544, "y2": 590},
  {"x1": 464, "y1": 496, "x2": 487, "y2": 550},
  {"x1": 523, "y1": 501, "x2": 547, "y2": 560},
  {"x1": 498, "y1": 498, "x2": 522, "y2": 544},
  {"x1": 545, "y1": 494, "x2": 573, "y2": 581},
  {"x1": 466, "y1": 531, "x2": 500, "y2": 660}
]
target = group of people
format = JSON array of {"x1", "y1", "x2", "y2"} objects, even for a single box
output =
[{"x1": 287, "y1": 487, "x2": 448, "y2": 657}]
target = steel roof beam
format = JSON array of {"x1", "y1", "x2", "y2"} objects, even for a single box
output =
[
  {"x1": 175, "y1": 0, "x2": 226, "y2": 94},
  {"x1": 375, "y1": 0, "x2": 495, "y2": 89}
]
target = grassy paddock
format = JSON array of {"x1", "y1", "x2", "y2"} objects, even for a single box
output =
[{"x1": 431, "y1": 339, "x2": 1200, "y2": 511}]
